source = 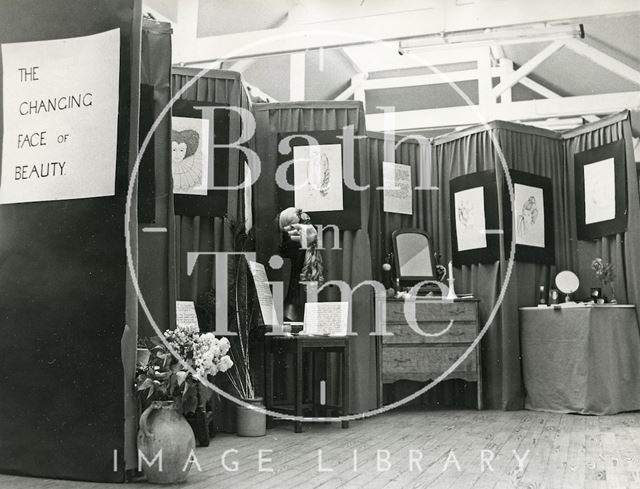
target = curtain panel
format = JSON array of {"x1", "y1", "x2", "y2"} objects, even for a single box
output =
[
  {"x1": 253, "y1": 101, "x2": 378, "y2": 413},
  {"x1": 170, "y1": 68, "x2": 252, "y2": 302},
  {"x1": 431, "y1": 121, "x2": 566, "y2": 410},
  {"x1": 562, "y1": 111, "x2": 640, "y2": 325},
  {"x1": 367, "y1": 132, "x2": 433, "y2": 283}
]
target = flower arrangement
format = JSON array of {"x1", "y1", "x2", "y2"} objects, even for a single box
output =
[
  {"x1": 591, "y1": 258, "x2": 617, "y2": 303},
  {"x1": 136, "y1": 323, "x2": 233, "y2": 414}
]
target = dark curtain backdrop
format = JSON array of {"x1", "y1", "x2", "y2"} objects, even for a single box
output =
[
  {"x1": 170, "y1": 69, "x2": 253, "y2": 432},
  {"x1": 138, "y1": 18, "x2": 176, "y2": 337},
  {"x1": 431, "y1": 122, "x2": 566, "y2": 410},
  {"x1": 171, "y1": 69, "x2": 251, "y2": 303},
  {"x1": 368, "y1": 132, "x2": 434, "y2": 283},
  {"x1": 562, "y1": 111, "x2": 640, "y2": 324},
  {"x1": 253, "y1": 101, "x2": 378, "y2": 413}
]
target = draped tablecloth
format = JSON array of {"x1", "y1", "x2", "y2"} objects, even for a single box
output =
[{"x1": 520, "y1": 305, "x2": 640, "y2": 415}]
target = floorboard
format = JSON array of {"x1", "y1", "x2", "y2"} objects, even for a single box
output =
[{"x1": 1, "y1": 410, "x2": 640, "y2": 489}]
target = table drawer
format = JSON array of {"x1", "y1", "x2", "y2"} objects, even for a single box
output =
[
  {"x1": 382, "y1": 321, "x2": 477, "y2": 344},
  {"x1": 382, "y1": 345, "x2": 478, "y2": 383},
  {"x1": 385, "y1": 300, "x2": 477, "y2": 324}
]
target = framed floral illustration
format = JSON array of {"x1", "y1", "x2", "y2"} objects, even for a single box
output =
[
  {"x1": 502, "y1": 170, "x2": 555, "y2": 264},
  {"x1": 575, "y1": 139, "x2": 627, "y2": 239},
  {"x1": 276, "y1": 130, "x2": 362, "y2": 229},
  {"x1": 449, "y1": 170, "x2": 500, "y2": 265}
]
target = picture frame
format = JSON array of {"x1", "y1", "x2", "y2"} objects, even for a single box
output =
[
  {"x1": 172, "y1": 99, "x2": 231, "y2": 217},
  {"x1": 276, "y1": 130, "x2": 362, "y2": 230},
  {"x1": 575, "y1": 139, "x2": 627, "y2": 240},
  {"x1": 449, "y1": 170, "x2": 500, "y2": 266},
  {"x1": 503, "y1": 170, "x2": 555, "y2": 264}
]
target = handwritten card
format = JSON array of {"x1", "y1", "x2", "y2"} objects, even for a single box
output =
[
  {"x1": 176, "y1": 301, "x2": 199, "y2": 330},
  {"x1": 383, "y1": 161, "x2": 412, "y2": 215},
  {"x1": 248, "y1": 260, "x2": 279, "y2": 326},
  {"x1": 303, "y1": 302, "x2": 349, "y2": 336}
]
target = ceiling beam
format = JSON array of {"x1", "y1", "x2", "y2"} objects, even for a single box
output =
[
  {"x1": 363, "y1": 69, "x2": 501, "y2": 90},
  {"x1": 492, "y1": 40, "x2": 566, "y2": 98},
  {"x1": 290, "y1": 52, "x2": 306, "y2": 100},
  {"x1": 172, "y1": 0, "x2": 639, "y2": 65},
  {"x1": 565, "y1": 39, "x2": 640, "y2": 87},
  {"x1": 519, "y1": 76, "x2": 561, "y2": 99},
  {"x1": 365, "y1": 91, "x2": 640, "y2": 131}
]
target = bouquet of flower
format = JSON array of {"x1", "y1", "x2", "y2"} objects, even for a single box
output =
[
  {"x1": 591, "y1": 258, "x2": 617, "y2": 302},
  {"x1": 591, "y1": 258, "x2": 615, "y2": 285},
  {"x1": 136, "y1": 323, "x2": 233, "y2": 414}
]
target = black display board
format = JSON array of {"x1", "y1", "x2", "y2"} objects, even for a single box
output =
[
  {"x1": 173, "y1": 99, "x2": 231, "y2": 216},
  {"x1": 575, "y1": 139, "x2": 628, "y2": 239},
  {"x1": 276, "y1": 130, "x2": 362, "y2": 229},
  {"x1": 138, "y1": 83, "x2": 156, "y2": 223},
  {"x1": 449, "y1": 170, "x2": 500, "y2": 265},
  {"x1": 0, "y1": 0, "x2": 140, "y2": 482}
]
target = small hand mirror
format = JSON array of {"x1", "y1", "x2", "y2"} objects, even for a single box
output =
[{"x1": 555, "y1": 271, "x2": 580, "y2": 302}]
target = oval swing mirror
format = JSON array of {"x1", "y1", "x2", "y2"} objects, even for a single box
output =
[{"x1": 555, "y1": 270, "x2": 580, "y2": 302}]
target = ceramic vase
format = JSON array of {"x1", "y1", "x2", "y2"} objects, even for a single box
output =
[
  {"x1": 236, "y1": 397, "x2": 267, "y2": 437},
  {"x1": 137, "y1": 400, "x2": 196, "y2": 484}
]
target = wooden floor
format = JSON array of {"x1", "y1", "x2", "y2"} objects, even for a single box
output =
[{"x1": 2, "y1": 409, "x2": 640, "y2": 489}]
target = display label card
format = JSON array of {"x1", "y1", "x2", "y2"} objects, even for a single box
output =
[
  {"x1": 1, "y1": 29, "x2": 120, "y2": 204},
  {"x1": 382, "y1": 161, "x2": 412, "y2": 215},
  {"x1": 176, "y1": 301, "x2": 199, "y2": 330},
  {"x1": 248, "y1": 260, "x2": 279, "y2": 326},
  {"x1": 303, "y1": 302, "x2": 349, "y2": 336}
]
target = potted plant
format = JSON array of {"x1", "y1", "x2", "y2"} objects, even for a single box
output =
[
  {"x1": 223, "y1": 217, "x2": 266, "y2": 437},
  {"x1": 591, "y1": 258, "x2": 617, "y2": 303},
  {"x1": 135, "y1": 324, "x2": 233, "y2": 483}
]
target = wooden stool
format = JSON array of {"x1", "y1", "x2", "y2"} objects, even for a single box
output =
[{"x1": 265, "y1": 335, "x2": 351, "y2": 433}]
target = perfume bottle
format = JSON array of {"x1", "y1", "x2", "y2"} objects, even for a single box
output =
[
  {"x1": 549, "y1": 288, "x2": 559, "y2": 305},
  {"x1": 538, "y1": 285, "x2": 547, "y2": 305}
]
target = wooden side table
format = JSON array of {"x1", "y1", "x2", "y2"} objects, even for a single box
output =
[{"x1": 265, "y1": 335, "x2": 351, "y2": 433}]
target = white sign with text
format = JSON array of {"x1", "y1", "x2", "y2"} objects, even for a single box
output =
[{"x1": 1, "y1": 29, "x2": 120, "y2": 204}]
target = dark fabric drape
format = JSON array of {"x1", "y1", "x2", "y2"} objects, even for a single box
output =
[
  {"x1": 138, "y1": 19, "x2": 176, "y2": 337},
  {"x1": 368, "y1": 132, "x2": 433, "y2": 283},
  {"x1": 171, "y1": 69, "x2": 251, "y2": 302},
  {"x1": 171, "y1": 69, "x2": 253, "y2": 432},
  {"x1": 253, "y1": 101, "x2": 378, "y2": 413},
  {"x1": 562, "y1": 111, "x2": 640, "y2": 324},
  {"x1": 431, "y1": 122, "x2": 566, "y2": 410}
]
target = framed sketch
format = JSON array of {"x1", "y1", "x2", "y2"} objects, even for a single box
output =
[
  {"x1": 172, "y1": 100, "x2": 231, "y2": 217},
  {"x1": 277, "y1": 131, "x2": 362, "y2": 230},
  {"x1": 575, "y1": 140, "x2": 627, "y2": 239},
  {"x1": 449, "y1": 170, "x2": 500, "y2": 265},
  {"x1": 172, "y1": 115, "x2": 209, "y2": 196},
  {"x1": 503, "y1": 170, "x2": 554, "y2": 264},
  {"x1": 293, "y1": 143, "x2": 343, "y2": 212}
]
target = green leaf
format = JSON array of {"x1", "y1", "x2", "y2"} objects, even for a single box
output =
[{"x1": 176, "y1": 371, "x2": 188, "y2": 386}]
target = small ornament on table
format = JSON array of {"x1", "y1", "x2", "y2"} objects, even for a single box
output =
[
  {"x1": 445, "y1": 260, "x2": 458, "y2": 300},
  {"x1": 591, "y1": 258, "x2": 617, "y2": 304},
  {"x1": 382, "y1": 253, "x2": 396, "y2": 297}
]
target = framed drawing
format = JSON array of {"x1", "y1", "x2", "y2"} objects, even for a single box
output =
[
  {"x1": 575, "y1": 139, "x2": 627, "y2": 239},
  {"x1": 172, "y1": 99, "x2": 231, "y2": 217},
  {"x1": 449, "y1": 170, "x2": 500, "y2": 265},
  {"x1": 277, "y1": 131, "x2": 361, "y2": 229},
  {"x1": 503, "y1": 170, "x2": 554, "y2": 264}
]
